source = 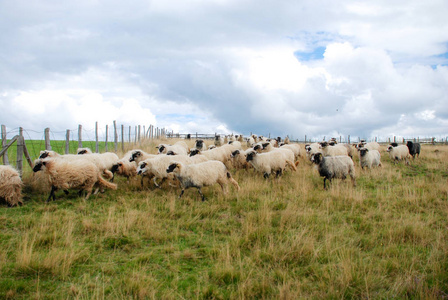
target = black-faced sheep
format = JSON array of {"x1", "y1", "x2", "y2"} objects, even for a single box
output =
[
  {"x1": 253, "y1": 142, "x2": 297, "y2": 171},
  {"x1": 166, "y1": 161, "x2": 240, "y2": 201},
  {"x1": 33, "y1": 158, "x2": 117, "y2": 202},
  {"x1": 246, "y1": 149, "x2": 295, "y2": 179},
  {"x1": 311, "y1": 153, "x2": 356, "y2": 189},
  {"x1": 194, "y1": 139, "x2": 207, "y2": 151},
  {"x1": 0, "y1": 165, "x2": 23, "y2": 207},
  {"x1": 406, "y1": 141, "x2": 421, "y2": 159},
  {"x1": 386, "y1": 144, "x2": 410, "y2": 164},
  {"x1": 358, "y1": 148, "x2": 382, "y2": 169},
  {"x1": 129, "y1": 150, "x2": 158, "y2": 165},
  {"x1": 111, "y1": 150, "x2": 137, "y2": 182},
  {"x1": 305, "y1": 143, "x2": 322, "y2": 161},
  {"x1": 157, "y1": 141, "x2": 188, "y2": 156}
]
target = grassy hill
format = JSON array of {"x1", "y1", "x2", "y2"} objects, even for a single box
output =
[{"x1": 1, "y1": 139, "x2": 447, "y2": 299}]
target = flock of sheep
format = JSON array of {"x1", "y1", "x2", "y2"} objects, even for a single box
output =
[{"x1": 0, "y1": 134, "x2": 422, "y2": 207}]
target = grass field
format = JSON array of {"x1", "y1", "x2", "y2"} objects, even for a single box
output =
[{"x1": 1, "y1": 139, "x2": 448, "y2": 299}]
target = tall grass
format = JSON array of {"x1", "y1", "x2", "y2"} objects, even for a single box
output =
[{"x1": 1, "y1": 140, "x2": 447, "y2": 298}]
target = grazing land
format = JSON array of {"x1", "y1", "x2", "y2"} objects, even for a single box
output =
[{"x1": 1, "y1": 140, "x2": 447, "y2": 299}]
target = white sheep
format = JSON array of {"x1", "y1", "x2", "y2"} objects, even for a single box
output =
[
  {"x1": 0, "y1": 165, "x2": 23, "y2": 207},
  {"x1": 228, "y1": 140, "x2": 242, "y2": 150},
  {"x1": 189, "y1": 144, "x2": 238, "y2": 168},
  {"x1": 320, "y1": 142, "x2": 348, "y2": 157},
  {"x1": 129, "y1": 149, "x2": 158, "y2": 165},
  {"x1": 280, "y1": 143, "x2": 302, "y2": 160},
  {"x1": 305, "y1": 143, "x2": 322, "y2": 161},
  {"x1": 33, "y1": 158, "x2": 117, "y2": 201},
  {"x1": 230, "y1": 149, "x2": 252, "y2": 170},
  {"x1": 311, "y1": 153, "x2": 356, "y2": 189},
  {"x1": 253, "y1": 142, "x2": 298, "y2": 171},
  {"x1": 40, "y1": 150, "x2": 117, "y2": 180},
  {"x1": 246, "y1": 136, "x2": 256, "y2": 147},
  {"x1": 136, "y1": 154, "x2": 203, "y2": 188},
  {"x1": 386, "y1": 143, "x2": 410, "y2": 164},
  {"x1": 166, "y1": 160, "x2": 240, "y2": 201},
  {"x1": 245, "y1": 149, "x2": 295, "y2": 178},
  {"x1": 356, "y1": 141, "x2": 380, "y2": 151},
  {"x1": 111, "y1": 150, "x2": 137, "y2": 182},
  {"x1": 157, "y1": 141, "x2": 188, "y2": 155},
  {"x1": 358, "y1": 148, "x2": 382, "y2": 169},
  {"x1": 214, "y1": 135, "x2": 224, "y2": 146}
]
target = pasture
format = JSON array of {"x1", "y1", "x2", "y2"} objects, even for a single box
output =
[{"x1": 1, "y1": 139, "x2": 447, "y2": 299}]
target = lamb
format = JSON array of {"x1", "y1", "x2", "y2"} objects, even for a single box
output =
[
  {"x1": 358, "y1": 148, "x2": 382, "y2": 169},
  {"x1": 166, "y1": 161, "x2": 240, "y2": 201},
  {"x1": 245, "y1": 149, "x2": 295, "y2": 178},
  {"x1": 320, "y1": 142, "x2": 348, "y2": 157},
  {"x1": 406, "y1": 141, "x2": 421, "y2": 159},
  {"x1": 386, "y1": 144, "x2": 410, "y2": 164},
  {"x1": 33, "y1": 158, "x2": 117, "y2": 201},
  {"x1": 0, "y1": 165, "x2": 23, "y2": 207},
  {"x1": 311, "y1": 153, "x2": 356, "y2": 189}
]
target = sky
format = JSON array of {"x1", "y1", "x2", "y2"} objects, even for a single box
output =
[{"x1": 1, "y1": 0, "x2": 448, "y2": 142}]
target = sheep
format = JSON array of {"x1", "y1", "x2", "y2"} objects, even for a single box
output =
[
  {"x1": 40, "y1": 150, "x2": 117, "y2": 180},
  {"x1": 356, "y1": 141, "x2": 380, "y2": 151},
  {"x1": 0, "y1": 165, "x2": 23, "y2": 207},
  {"x1": 284, "y1": 136, "x2": 290, "y2": 144},
  {"x1": 358, "y1": 148, "x2": 382, "y2": 169},
  {"x1": 129, "y1": 149, "x2": 158, "y2": 165},
  {"x1": 253, "y1": 142, "x2": 297, "y2": 171},
  {"x1": 214, "y1": 135, "x2": 224, "y2": 146},
  {"x1": 305, "y1": 143, "x2": 322, "y2": 161},
  {"x1": 329, "y1": 142, "x2": 354, "y2": 158},
  {"x1": 311, "y1": 153, "x2": 356, "y2": 189},
  {"x1": 111, "y1": 150, "x2": 137, "y2": 182},
  {"x1": 246, "y1": 136, "x2": 256, "y2": 147},
  {"x1": 228, "y1": 140, "x2": 242, "y2": 150},
  {"x1": 245, "y1": 149, "x2": 295, "y2": 179},
  {"x1": 280, "y1": 143, "x2": 302, "y2": 160},
  {"x1": 320, "y1": 142, "x2": 348, "y2": 157},
  {"x1": 230, "y1": 149, "x2": 252, "y2": 170},
  {"x1": 189, "y1": 144, "x2": 237, "y2": 168},
  {"x1": 386, "y1": 144, "x2": 410, "y2": 164},
  {"x1": 194, "y1": 139, "x2": 207, "y2": 151},
  {"x1": 33, "y1": 158, "x2": 117, "y2": 201},
  {"x1": 137, "y1": 154, "x2": 206, "y2": 188},
  {"x1": 157, "y1": 142, "x2": 188, "y2": 155},
  {"x1": 406, "y1": 141, "x2": 421, "y2": 159},
  {"x1": 166, "y1": 161, "x2": 240, "y2": 201},
  {"x1": 237, "y1": 135, "x2": 244, "y2": 142}
]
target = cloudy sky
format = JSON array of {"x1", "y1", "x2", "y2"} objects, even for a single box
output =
[{"x1": 1, "y1": 0, "x2": 447, "y2": 141}]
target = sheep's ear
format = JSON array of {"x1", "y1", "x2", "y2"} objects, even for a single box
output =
[{"x1": 262, "y1": 142, "x2": 270, "y2": 148}]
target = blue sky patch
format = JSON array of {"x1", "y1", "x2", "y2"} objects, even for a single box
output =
[{"x1": 294, "y1": 46, "x2": 326, "y2": 61}]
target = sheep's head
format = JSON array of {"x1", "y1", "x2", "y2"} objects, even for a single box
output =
[
  {"x1": 262, "y1": 142, "x2": 270, "y2": 149},
  {"x1": 406, "y1": 141, "x2": 413, "y2": 147},
  {"x1": 158, "y1": 145, "x2": 166, "y2": 153},
  {"x1": 111, "y1": 162, "x2": 123, "y2": 174},
  {"x1": 246, "y1": 150, "x2": 257, "y2": 162},
  {"x1": 390, "y1": 142, "x2": 398, "y2": 147},
  {"x1": 320, "y1": 142, "x2": 328, "y2": 148},
  {"x1": 305, "y1": 144, "x2": 311, "y2": 151},
  {"x1": 130, "y1": 151, "x2": 141, "y2": 162},
  {"x1": 311, "y1": 153, "x2": 323, "y2": 164},
  {"x1": 359, "y1": 148, "x2": 369, "y2": 157},
  {"x1": 195, "y1": 140, "x2": 204, "y2": 148},
  {"x1": 39, "y1": 151, "x2": 50, "y2": 159},
  {"x1": 253, "y1": 144, "x2": 263, "y2": 153},
  {"x1": 167, "y1": 150, "x2": 175, "y2": 156},
  {"x1": 32, "y1": 160, "x2": 45, "y2": 172},
  {"x1": 78, "y1": 150, "x2": 88, "y2": 155},
  {"x1": 189, "y1": 149, "x2": 200, "y2": 157},
  {"x1": 137, "y1": 162, "x2": 147, "y2": 175},
  {"x1": 386, "y1": 145, "x2": 393, "y2": 152},
  {"x1": 230, "y1": 150, "x2": 240, "y2": 158},
  {"x1": 166, "y1": 162, "x2": 181, "y2": 174}
]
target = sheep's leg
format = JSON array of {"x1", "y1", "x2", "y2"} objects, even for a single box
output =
[
  {"x1": 218, "y1": 181, "x2": 227, "y2": 194},
  {"x1": 197, "y1": 188, "x2": 205, "y2": 201},
  {"x1": 323, "y1": 178, "x2": 328, "y2": 190},
  {"x1": 263, "y1": 172, "x2": 270, "y2": 179},
  {"x1": 140, "y1": 176, "x2": 144, "y2": 188},
  {"x1": 178, "y1": 189, "x2": 185, "y2": 199},
  {"x1": 276, "y1": 169, "x2": 283, "y2": 178},
  {"x1": 64, "y1": 190, "x2": 69, "y2": 195},
  {"x1": 85, "y1": 190, "x2": 92, "y2": 200},
  {"x1": 153, "y1": 177, "x2": 162, "y2": 188},
  {"x1": 47, "y1": 185, "x2": 57, "y2": 202}
]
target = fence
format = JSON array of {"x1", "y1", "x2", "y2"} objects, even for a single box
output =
[{"x1": 2, "y1": 121, "x2": 447, "y2": 176}]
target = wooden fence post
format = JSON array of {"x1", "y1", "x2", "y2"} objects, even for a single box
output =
[
  {"x1": 95, "y1": 122, "x2": 99, "y2": 153},
  {"x1": 78, "y1": 125, "x2": 82, "y2": 149},
  {"x1": 17, "y1": 128, "x2": 24, "y2": 176},
  {"x1": 143, "y1": 125, "x2": 146, "y2": 141},
  {"x1": 105, "y1": 125, "x2": 109, "y2": 152},
  {"x1": 1, "y1": 125, "x2": 9, "y2": 165},
  {"x1": 65, "y1": 130, "x2": 70, "y2": 154},
  {"x1": 121, "y1": 124, "x2": 125, "y2": 152},
  {"x1": 44, "y1": 127, "x2": 51, "y2": 150},
  {"x1": 134, "y1": 126, "x2": 137, "y2": 144},
  {"x1": 128, "y1": 126, "x2": 131, "y2": 143},
  {"x1": 114, "y1": 120, "x2": 118, "y2": 152},
  {"x1": 138, "y1": 125, "x2": 141, "y2": 144}
]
